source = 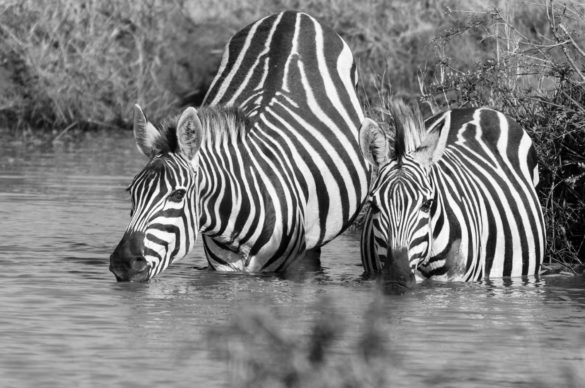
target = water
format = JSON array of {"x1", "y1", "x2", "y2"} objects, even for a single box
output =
[{"x1": 1, "y1": 129, "x2": 584, "y2": 387}]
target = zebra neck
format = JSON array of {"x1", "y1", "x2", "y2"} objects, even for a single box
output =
[{"x1": 195, "y1": 135, "x2": 275, "y2": 253}]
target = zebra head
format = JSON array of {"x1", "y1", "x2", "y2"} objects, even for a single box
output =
[
  {"x1": 110, "y1": 105, "x2": 203, "y2": 281},
  {"x1": 359, "y1": 101, "x2": 445, "y2": 290}
]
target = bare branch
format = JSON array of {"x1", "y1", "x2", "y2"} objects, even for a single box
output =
[
  {"x1": 559, "y1": 23, "x2": 585, "y2": 59},
  {"x1": 547, "y1": 0, "x2": 585, "y2": 83}
]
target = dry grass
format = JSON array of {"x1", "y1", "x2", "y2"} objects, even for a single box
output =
[{"x1": 0, "y1": 0, "x2": 198, "y2": 129}]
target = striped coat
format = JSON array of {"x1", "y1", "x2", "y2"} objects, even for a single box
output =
[
  {"x1": 359, "y1": 102, "x2": 545, "y2": 286},
  {"x1": 110, "y1": 11, "x2": 370, "y2": 280}
]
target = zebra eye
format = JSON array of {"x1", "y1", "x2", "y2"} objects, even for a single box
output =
[
  {"x1": 421, "y1": 199, "x2": 433, "y2": 213},
  {"x1": 168, "y1": 189, "x2": 187, "y2": 203}
]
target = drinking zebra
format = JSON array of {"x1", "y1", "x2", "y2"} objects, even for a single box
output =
[
  {"x1": 109, "y1": 11, "x2": 370, "y2": 281},
  {"x1": 359, "y1": 100, "x2": 545, "y2": 288}
]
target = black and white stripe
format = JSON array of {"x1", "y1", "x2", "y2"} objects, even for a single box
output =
[
  {"x1": 359, "y1": 101, "x2": 545, "y2": 285},
  {"x1": 109, "y1": 11, "x2": 370, "y2": 280}
]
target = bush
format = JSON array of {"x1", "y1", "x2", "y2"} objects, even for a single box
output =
[{"x1": 411, "y1": 1, "x2": 585, "y2": 267}]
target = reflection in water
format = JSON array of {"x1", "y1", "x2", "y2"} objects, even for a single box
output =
[{"x1": 0, "y1": 129, "x2": 584, "y2": 387}]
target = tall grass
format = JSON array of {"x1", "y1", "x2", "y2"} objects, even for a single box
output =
[{"x1": 0, "y1": 0, "x2": 198, "y2": 129}]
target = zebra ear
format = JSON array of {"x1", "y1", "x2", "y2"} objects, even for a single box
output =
[
  {"x1": 133, "y1": 104, "x2": 163, "y2": 158},
  {"x1": 176, "y1": 107, "x2": 204, "y2": 160},
  {"x1": 359, "y1": 118, "x2": 390, "y2": 168}
]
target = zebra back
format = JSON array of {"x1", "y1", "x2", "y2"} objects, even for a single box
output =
[{"x1": 202, "y1": 11, "x2": 370, "y2": 252}]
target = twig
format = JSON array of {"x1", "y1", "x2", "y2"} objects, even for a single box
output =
[
  {"x1": 529, "y1": 40, "x2": 571, "y2": 49},
  {"x1": 558, "y1": 23, "x2": 585, "y2": 59},
  {"x1": 0, "y1": 102, "x2": 17, "y2": 111},
  {"x1": 547, "y1": 0, "x2": 585, "y2": 83},
  {"x1": 560, "y1": 88, "x2": 585, "y2": 113},
  {"x1": 52, "y1": 122, "x2": 77, "y2": 142}
]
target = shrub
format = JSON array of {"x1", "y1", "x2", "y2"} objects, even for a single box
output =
[{"x1": 412, "y1": 1, "x2": 585, "y2": 266}]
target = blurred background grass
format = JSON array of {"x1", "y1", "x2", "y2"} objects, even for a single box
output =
[
  {"x1": 0, "y1": 0, "x2": 583, "y2": 265},
  {"x1": 207, "y1": 294, "x2": 585, "y2": 388}
]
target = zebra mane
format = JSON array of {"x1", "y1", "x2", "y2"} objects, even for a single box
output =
[
  {"x1": 196, "y1": 106, "x2": 250, "y2": 144},
  {"x1": 389, "y1": 99, "x2": 426, "y2": 164},
  {"x1": 156, "y1": 106, "x2": 250, "y2": 154}
]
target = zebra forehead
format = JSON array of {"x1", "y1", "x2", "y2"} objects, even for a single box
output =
[
  {"x1": 385, "y1": 176, "x2": 422, "y2": 197},
  {"x1": 380, "y1": 158, "x2": 426, "y2": 181},
  {"x1": 149, "y1": 154, "x2": 191, "y2": 170},
  {"x1": 377, "y1": 161, "x2": 429, "y2": 197}
]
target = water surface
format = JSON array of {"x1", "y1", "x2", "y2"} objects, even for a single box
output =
[{"x1": 0, "y1": 129, "x2": 584, "y2": 387}]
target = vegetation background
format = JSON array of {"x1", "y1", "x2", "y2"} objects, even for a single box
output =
[
  {"x1": 1, "y1": 1, "x2": 584, "y2": 386},
  {"x1": 1, "y1": 0, "x2": 583, "y2": 265}
]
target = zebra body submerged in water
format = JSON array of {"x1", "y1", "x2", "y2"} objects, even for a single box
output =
[
  {"x1": 359, "y1": 101, "x2": 545, "y2": 288},
  {"x1": 109, "y1": 11, "x2": 370, "y2": 281}
]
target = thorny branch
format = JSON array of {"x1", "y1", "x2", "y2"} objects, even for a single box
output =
[{"x1": 547, "y1": 0, "x2": 585, "y2": 84}]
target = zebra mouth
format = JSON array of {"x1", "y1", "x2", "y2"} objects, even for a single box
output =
[
  {"x1": 380, "y1": 279, "x2": 413, "y2": 295},
  {"x1": 109, "y1": 260, "x2": 152, "y2": 282}
]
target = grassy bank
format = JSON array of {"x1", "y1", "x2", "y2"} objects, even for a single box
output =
[{"x1": 0, "y1": 0, "x2": 583, "y2": 265}]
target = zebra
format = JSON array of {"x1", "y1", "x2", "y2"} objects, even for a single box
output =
[
  {"x1": 109, "y1": 10, "x2": 370, "y2": 281},
  {"x1": 359, "y1": 100, "x2": 545, "y2": 289}
]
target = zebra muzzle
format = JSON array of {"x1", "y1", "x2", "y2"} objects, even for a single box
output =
[
  {"x1": 109, "y1": 231, "x2": 151, "y2": 282},
  {"x1": 381, "y1": 247, "x2": 416, "y2": 293}
]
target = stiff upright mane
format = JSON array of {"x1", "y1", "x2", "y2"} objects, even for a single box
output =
[
  {"x1": 389, "y1": 99, "x2": 426, "y2": 164},
  {"x1": 154, "y1": 106, "x2": 250, "y2": 155}
]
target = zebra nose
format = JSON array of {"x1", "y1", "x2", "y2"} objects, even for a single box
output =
[
  {"x1": 109, "y1": 256, "x2": 150, "y2": 281},
  {"x1": 109, "y1": 232, "x2": 150, "y2": 281},
  {"x1": 381, "y1": 247, "x2": 416, "y2": 294}
]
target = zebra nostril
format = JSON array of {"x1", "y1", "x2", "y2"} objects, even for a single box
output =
[{"x1": 131, "y1": 257, "x2": 150, "y2": 273}]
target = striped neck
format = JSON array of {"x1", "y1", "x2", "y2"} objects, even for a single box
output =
[{"x1": 193, "y1": 108, "x2": 265, "y2": 249}]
